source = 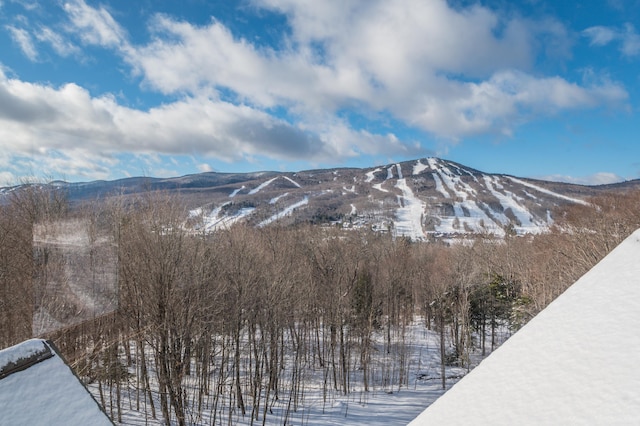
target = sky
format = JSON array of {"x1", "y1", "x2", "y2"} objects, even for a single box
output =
[{"x1": 0, "y1": 0, "x2": 639, "y2": 185}]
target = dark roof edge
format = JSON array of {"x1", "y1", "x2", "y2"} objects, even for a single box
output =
[{"x1": 0, "y1": 340, "x2": 53, "y2": 380}]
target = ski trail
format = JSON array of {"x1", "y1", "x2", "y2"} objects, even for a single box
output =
[
  {"x1": 229, "y1": 186, "x2": 245, "y2": 198},
  {"x1": 506, "y1": 177, "x2": 589, "y2": 206},
  {"x1": 372, "y1": 183, "x2": 389, "y2": 193},
  {"x1": 413, "y1": 159, "x2": 429, "y2": 175},
  {"x1": 432, "y1": 174, "x2": 450, "y2": 198},
  {"x1": 395, "y1": 178, "x2": 425, "y2": 240},
  {"x1": 365, "y1": 168, "x2": 382, "y2": 183},
  {"x1": 283, "y1": 176, "x2": 301, "y2": 188},
  {"x1": 484, "y1": 176, "x2": 547, "y2": 232},
  {"x1": 387, "y1": 165, "x2": 395, "y2": 180},
  {"x1": 430, "y1": 158, "x2": 503, "y2": 235},
  {"x1": 269, "y1": 193, "x2": 289, "y2": 204},
  {"x1": 258, "y1": 197, "x2": 309, "y2": 227},
  {"x1": 196, "y1": 203, "x2": 256, "y2": 232},
  {"x1": 249, "y1": 177, "x2": 278, "y2": 194}
]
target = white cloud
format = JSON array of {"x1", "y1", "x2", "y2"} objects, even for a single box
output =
[
  {"x1": 583, "y1": 26, "x2": 618, "y2": 46},
  {"x1": 542, "y1": 172, "x2": 624, "y2": 185},
  {"x1": 621, "y1": 23, "x2": 640, "y2": 57},
  {"x1": 35, "y1": 26, "x2": 80, "y2": 57},
  {"x1": 196, "y1": 163, "x2": 213, "y2": 173},
  {"x1": 386, "y1": 70, "x2": 627, "y2": 139},
  {"x1": 63, "y1": 0, "x2": 127, "y2": 48},
  {"x1": 583, "y1": 23, "x2": 640, "y2": 57},
  {"x1": 5, "y1": 25, "x2": 37, "y2": 60},
  {"x1": 0, "y1": 68, "x2": 402, "y2": 178},
  {"x1": 118, "y1": 0, "x2": 624, "y2": 141}
]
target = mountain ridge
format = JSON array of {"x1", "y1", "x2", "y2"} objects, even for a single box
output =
[{"x1": 3, "y1": 157, "x2": 638, "y2": 240}]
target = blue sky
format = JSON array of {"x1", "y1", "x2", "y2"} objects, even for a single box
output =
[{"x1": 0, "y1": 0, "x2": 639, "y2": 184}]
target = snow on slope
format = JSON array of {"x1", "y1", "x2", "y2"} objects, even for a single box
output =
[
  {"x1": 283, "y1": 176, "x2": 302, "y2": 188},
  {"x1": 371, "y1": 164, "x2": 397, "y2": 193},
  {"x1": 196, "y1": 203, "x2": 256, "y2": 231},
  {"x1": 394, "y1": 164, "x2": 425, "y2": 240},
  {"x1": 229, "y1": 186, "x2": 245, "y2": 197},
  {"x1": 432, "y1": 173, "x2": 450, "y2": 198},
  {"x1": 0, "y1": 339, "x2": 111, "y2": 425},
  {"x1": 483, "y1": 176, "x2": 547, "y2": 233},
  {"x1": 258, "y1": 197, "x2": 309, "y2": 227},
  {"x1": 270, "y1": 193, "x2": 289, "y2": 204},
  {"x1": 185, "y1": 157, "x2": 595, "y2": 239},
  {"x1": 386, "y1": 165, "x2": 395, "y2": 180},
  {"x1": 506, "y1": 176, "x2": 589, "y2": 206},
  {"x1": 410, "y1": 229, "x2": 640, "y2": 425},
  {"x1": 430, "y1": 159, "x2": 503, "y2": 235},
  {"x1": 249, "y1": 177, "x2": 278, "y2": 194},
  {"x1": 413, "y1": 159, "x2": 429, "y2": 175},
  {"x1": 372, "y1": 183, "x2": 389, "y2": 193},
  {"x1": 365, "y1": 168, "x2": 382, "y2": 183}
]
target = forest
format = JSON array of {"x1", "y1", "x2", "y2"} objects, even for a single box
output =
[{"x1": 1, "y1": 185, "x2": 640, "y2": 425}]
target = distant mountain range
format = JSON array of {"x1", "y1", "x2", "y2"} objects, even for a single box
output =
[{"x1": 3, "y1": 158, "x2": 638, "y2": 239}]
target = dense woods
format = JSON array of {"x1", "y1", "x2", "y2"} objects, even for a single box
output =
[{"x1": 1, "y1": 186, "x2": 640, "y2": 424}]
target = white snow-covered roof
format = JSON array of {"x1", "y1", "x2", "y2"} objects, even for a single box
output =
[
  {"x1": 409, "y1": 229, "x2": 640, "y2": 426},
  {"x1": 0, "y1": 339, "x2": 112, "y2": 426}
]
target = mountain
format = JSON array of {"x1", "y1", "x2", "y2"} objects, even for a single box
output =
[{"x1": 3, "y1": 158, "x2": 636, "y2": 239}]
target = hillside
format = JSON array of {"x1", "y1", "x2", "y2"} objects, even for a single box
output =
[{"x1": 3, "y1": 157, "x2": 636, "y2": 239}]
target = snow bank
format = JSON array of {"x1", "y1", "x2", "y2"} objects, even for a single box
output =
[{"x1": 410, "y1": 229, "x2": 640, "y2": 425}]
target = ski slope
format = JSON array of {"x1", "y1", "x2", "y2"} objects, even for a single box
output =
[{"x1": 394, "y1": 164, "x2": 425, "y2": 240}]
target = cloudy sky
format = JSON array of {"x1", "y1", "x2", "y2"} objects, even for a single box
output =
[{"x1": 1, "y1": 0, "x2": 639, "y2": 184}]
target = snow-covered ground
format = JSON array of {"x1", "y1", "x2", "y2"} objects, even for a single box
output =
[
  {"x1": 410, "y1": 229, "x2": 640, "y2": 425},
  {"x1": 88, "y1": 320, "x2": 487, "y2": 426}
]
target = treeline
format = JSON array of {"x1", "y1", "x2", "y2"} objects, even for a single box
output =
[{"x1": 2, "y1": 186, "x2": 640, "y2": 425}]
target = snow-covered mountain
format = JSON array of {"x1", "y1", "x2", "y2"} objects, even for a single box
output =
[
  {"x1": 185, "y1": 158, "x2": 592, "y2": 239},
  {"x1": 4, "y1": 157, "x2": 634, "y2": 239}
]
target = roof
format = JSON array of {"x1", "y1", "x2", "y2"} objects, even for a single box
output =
[
  {"x1": 0, "y1": 339, "x2": 112, "y2": 426},
  {"x1": 409, "y1": 229, "x2": 640, "y2": 425}
]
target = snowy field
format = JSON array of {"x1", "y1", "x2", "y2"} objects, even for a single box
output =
[{"x1": 87, "y1": 320, "x2": 501, "y2": 425}]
